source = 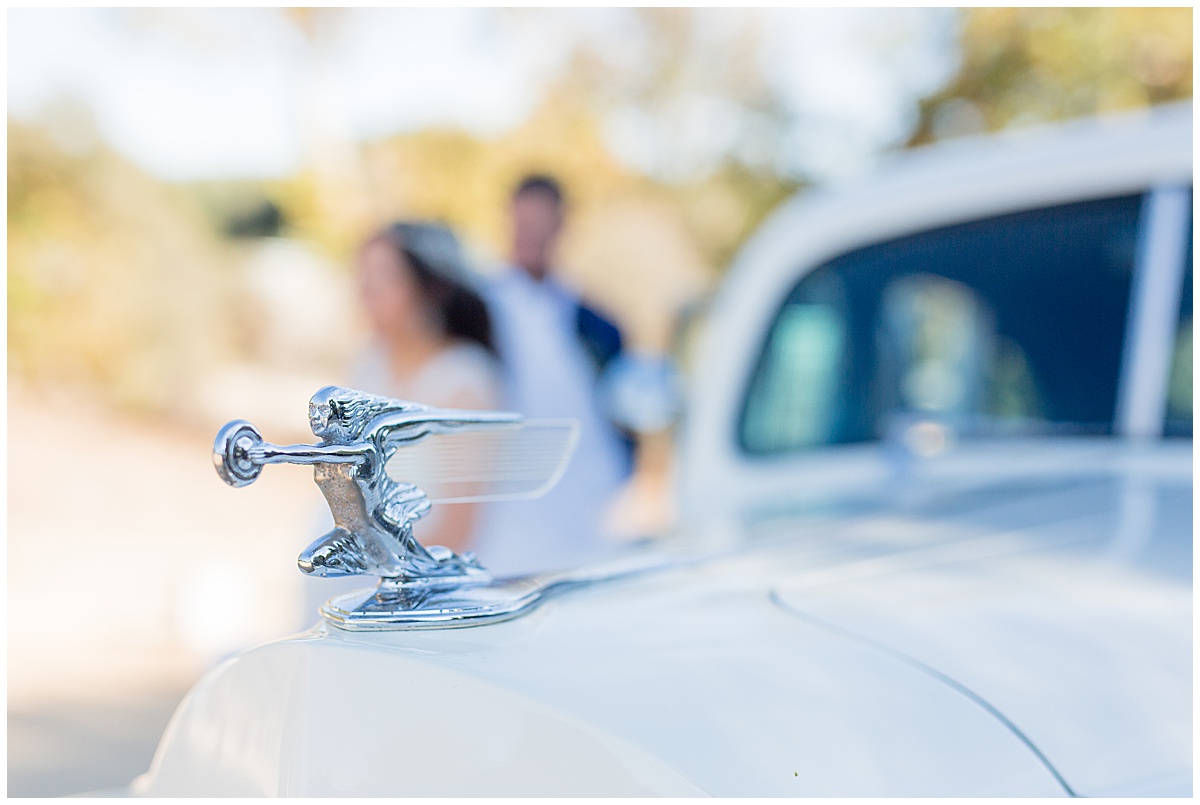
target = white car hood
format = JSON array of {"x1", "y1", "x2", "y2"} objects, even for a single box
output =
[
  {"x1": 767, "y1": 442, "x2": 1192, "y2": 796},
  {"x1": 137, "y1": 441, "x2": 1190, "y2": 797}
]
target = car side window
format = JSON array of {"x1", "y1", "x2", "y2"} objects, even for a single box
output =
[
  {"x1": 740, "y1": 194, "x2": 1143, "y2": 455},
  {"x1": 1165, "y1": 225, "x2": 1192, "y2": 438},
  {"x1": 741, "y1": 271, "x2": 847, "y2": 451}
]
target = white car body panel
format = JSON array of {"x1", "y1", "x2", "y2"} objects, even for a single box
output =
[
  {"x1": 678, "y1": 103, "x2": 1191, "y2": 530},
  {"x1": 137, "y1": 439, "x2": 1189, "y2": 797},
  {"x1": 134, "y1": 595, "x2": 1061, "y2": 797},
  {"x1": 133, "y1": 105, "x2": 1192, "y2": 797},
  {"x1": 771, "y1": 441, "x2": 1192, "y2": 797}
]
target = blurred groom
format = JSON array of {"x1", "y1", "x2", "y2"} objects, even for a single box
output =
[{"x1": 475, "y1": 174, "x2": 632, "y2": 576}]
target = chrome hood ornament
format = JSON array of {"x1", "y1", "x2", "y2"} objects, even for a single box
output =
[{"x1": 213, "y1": 386, "x2": 580, "y2": 630}]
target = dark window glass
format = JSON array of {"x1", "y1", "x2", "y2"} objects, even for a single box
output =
[
  {"x1": 740, "y1": 195, "x2": 1143, "y2": 455},
  {"x1": 1165, "y1": 221, "x2": 1192, "y2": 438}
]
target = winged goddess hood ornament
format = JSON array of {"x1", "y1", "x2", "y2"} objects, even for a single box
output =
[{"x1": 213, "y1": 386, "x2": 581, "y2": 630}]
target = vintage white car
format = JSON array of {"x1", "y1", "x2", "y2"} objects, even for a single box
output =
[{"x1": 131, "y1": 104, "x2": 1191, "y2": 797}]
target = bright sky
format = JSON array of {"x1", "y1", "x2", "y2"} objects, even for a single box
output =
[{"x1": 8, "y1": 8, "x2": 958, "y2": 183}]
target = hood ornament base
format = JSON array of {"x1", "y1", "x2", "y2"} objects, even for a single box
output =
[
  {"x1": 319, "y1": 551, "x2": 681, "y2": 631},
  {"x1": 321, "y1": 575, "x2": 564, "y2": 631},
  {"x1": 213, "y1": 386, "x2": 579, "y2": 630}
]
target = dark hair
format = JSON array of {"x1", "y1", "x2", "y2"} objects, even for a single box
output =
[
  {"x1": 371, "y1": 222, "x2": 496, "y2": 356},
  {"x1": 513, "y1": 174, "x2": 564, "y2": 206}
]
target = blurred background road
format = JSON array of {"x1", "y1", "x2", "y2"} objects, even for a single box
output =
[
  {"x1": 7, "y1": 387, "x2": 320, "y2": 796},
  {"x1": 7, "y1": 7, "x2": 1191, "y2": 796}
]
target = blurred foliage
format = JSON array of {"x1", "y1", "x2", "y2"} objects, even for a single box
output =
[
  {"x1": 8, "y1": 119, "x2": 243, "y2": 418},
  {"x1": 261, "y1": 12, "x2": 800, "y2": 349},
  {"x1": 8, "y1": 7, "x2": 1192, "y2": 415},
  {"x1": 222, "y1": 201, "x2": 284, "y2": 239},
  {"x1": 910, "y1": 7, "x2": 1192, "y2": 144},
  {"x1": 292, "y1": 82, "x2": 796, "y2": 349},
  {"x1": 185, "y1": 180, "x2": 287, "y2": 239},
  {"x1": 563, "y1": 9, "x2": 788, "y2": 179},
  {"x1": 272, "y1": 8, "x2": 801, "y2": 352},
  {"x1": 276, "y1": 9, "x2": 800, "y2": 276},
  {"x1": 353, "y1": 87, "x2": 794, "y2": 271}
]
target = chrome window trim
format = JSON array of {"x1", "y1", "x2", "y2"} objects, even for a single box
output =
[{"x1": 1115, "y1": 184, "x2": 1191, "y2": 439}]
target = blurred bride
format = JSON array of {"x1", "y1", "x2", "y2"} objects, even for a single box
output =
[
  {"x1": 349, "y1": 221, "x2": 504, "y2": 554},
  {"x1": 353, "y1": 223, "x2": 500, "y2": 411}
]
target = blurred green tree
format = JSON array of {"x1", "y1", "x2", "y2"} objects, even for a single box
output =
[
  {"x1": 300, "y1": 8, "x2": 801, "y2": 350},
  {"x1": 8, "y1": 119, "x2": 240, "y2": 418},
  {"x1": 909, "y1": 7, "x2": 1192, "y2": 144},
  {"x1": 14, "y1": 7, "x2": 1191, "y2": 415}
]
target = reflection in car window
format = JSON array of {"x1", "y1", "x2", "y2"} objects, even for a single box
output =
[
  {"x1": 741, "y1": 195, "x2": 1143, "y2": 455},
  {"x1": 742, "y1": 272, "x2": 847, "y2": 451},
  {"x1": 1165, "y1": 224, "x2": 1192, "y2": 438},
  {"x1": 881, "y1": 275, "x2": 996, "y2": 417}
]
